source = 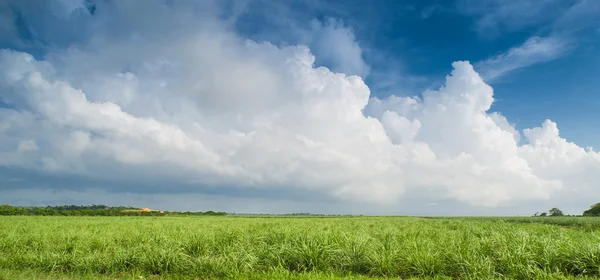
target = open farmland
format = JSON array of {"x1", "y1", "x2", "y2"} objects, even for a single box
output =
[{"x1": 2, "y1": 216, "x2": 600, "y2": 279}]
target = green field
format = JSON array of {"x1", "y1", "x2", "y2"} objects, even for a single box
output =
[{"x1": 2, "y1": 216, "x2": 600, "y2": 279}]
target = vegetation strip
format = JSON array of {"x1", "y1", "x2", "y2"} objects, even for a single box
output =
[
  {"x1": 0, "y1": 204, "x2": 226, "y2": 216},
  {"x1": 2, "y1": 216, "x2": 600, "y2": 279}
]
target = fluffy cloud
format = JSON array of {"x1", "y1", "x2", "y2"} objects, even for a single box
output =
[
  {"x1": 305, "y1": 19, "x2": 370, "y2": 78},
  {"x1": 0, "y1": 0, "x2": 599, "y2": 213}
]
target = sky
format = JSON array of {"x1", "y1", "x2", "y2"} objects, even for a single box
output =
[{"x1": 0, "y1": 0, "x2": 599, "y2": 216}]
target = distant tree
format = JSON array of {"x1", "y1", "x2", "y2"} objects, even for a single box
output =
[
  {"x1": 583, "y1": 203, "x2": 600, "y2": 216},
  {"x1": 533, "y1": 212, "x2": 539, "y2": 217},
  {"x1": 539, "y1": 212, "x2": 547, "y2": 217},
  {"x1": 548, "y1": 208, "x2": 564, "y2": 216}
]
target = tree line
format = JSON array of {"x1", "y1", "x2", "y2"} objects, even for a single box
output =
[
  {"x1": 534, "y1": 203, "x2": 600, "y2": 217},
  {"x1": 583, "y1": 203, "x2": 600, "y2": 216},
  {"x1": 0, "y1": 204, "x2": 226, "y2": 216}
]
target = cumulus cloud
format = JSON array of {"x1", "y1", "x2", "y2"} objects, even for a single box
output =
[
  {"x1": 305, "y1": 19, "x2": 370, "y2": 78},
  {"x1": 229, "y1": 1, "x2": 369, "y2": 78},
  {"x1": 0, "y1": 0, "x2": 599, "y2": 213}
]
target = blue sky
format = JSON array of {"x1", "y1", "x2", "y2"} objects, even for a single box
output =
[{"x1": 0, "y1": 0, "x2": 599, "y2": 215}]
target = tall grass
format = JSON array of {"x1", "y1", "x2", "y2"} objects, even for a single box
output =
[{"x1": 1, "y1": 216, "x2": 600, "y2": 279}]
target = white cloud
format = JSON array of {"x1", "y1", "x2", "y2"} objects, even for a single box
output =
[
  {"x1": 465, "y1": 0, "x2": 599, "y2": 81},
  {"x1": 475, "y1": 36, "x2": 570, "y2": 81},
  {"x1": 50, "y1": 0, "x2": 88, "y2": 19},
  {"x1": 459, "y1": 0, "x2": 600, "y2": 36},
  {"x1": 457, "y1": 0, "x2": 568, "y2": 34},
  {"x1": 306, "y1": 19, "x2": 370, "y2": 78},
  {"x1": 553, "y1": 0, "x2": 600, "y2": 33},
  {"x1": 0, "y1": 0, "x2": 599, "y2": 214},
  {"x1": 17, "y1": 139, "x2": 38, "y2": 152}
]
